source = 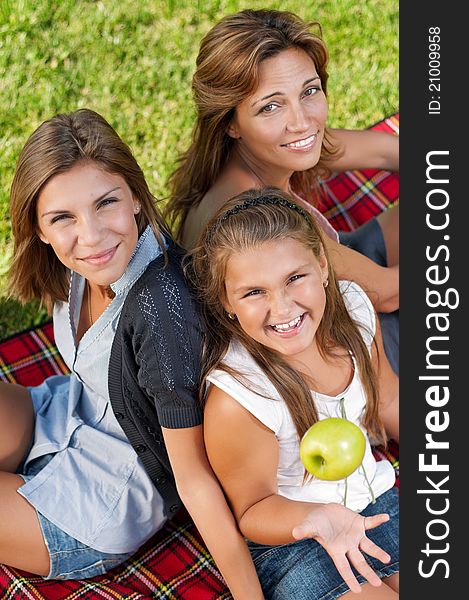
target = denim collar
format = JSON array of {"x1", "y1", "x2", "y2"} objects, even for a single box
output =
[{"x1": 110, "y1": 225, "x2": 164, "y2": 296}]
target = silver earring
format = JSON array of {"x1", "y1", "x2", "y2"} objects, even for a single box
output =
[
  {"x1": 228, "y1": 312, "x2": 236, "y2": 320},
  {"x1": 134, "y1": 204, "x2": 141, "y2": 214},
  {"x1": 323, "y1": 279, "x2": 329, "y2": 288}
]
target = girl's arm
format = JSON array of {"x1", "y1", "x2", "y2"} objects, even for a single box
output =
[
  {"x1": 326, "y1": 128, "x2": 399, "y2": 173},
  {"x1": 205, "y1": 385, "x2": 391, "y2": 593},
  {"x1": 324, "y1": 234, "x2": 399, "y2": 313},
  {"x1": 372, "y1": 317, "x2": 399, "y2": 442},
  {"x1": 162, "y1": 425, "x2": 265, "y2": 600}
]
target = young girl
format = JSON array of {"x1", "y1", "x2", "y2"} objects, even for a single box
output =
[
  {"x1": 189, "y1": 188, "x2": 399, "y2": 599},
  {"x1": 166, "y1": 8, "x2": 399, "y2": 373},
  {"x1": 0, "y1": 108, "x2": 263, "y2": 598}
]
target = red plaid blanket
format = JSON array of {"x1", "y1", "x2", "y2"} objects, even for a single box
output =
[
  {"x1": 0, "y1": 321, "x2": 230, "y2": 600},
  {"x1": 318, "y1": 113, "x2": 399, "y2": 231},
  {"x1": 0, "y1": 114, "x2": 399, "y2": 599}
]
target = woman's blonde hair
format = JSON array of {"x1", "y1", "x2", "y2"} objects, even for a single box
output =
[
  {"x1": 166, "y1": 8, "x2": 337, "y2": 239},
  {"x1": 9, "y1": 108, "x2": 168, "y2": 312},
  {"x1": 188, "y1": 187, "x2": 384, "y2": 445}
]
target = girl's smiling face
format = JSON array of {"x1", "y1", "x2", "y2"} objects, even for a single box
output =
[
  {"x1": 228, "y1": 47, "x2": 328, "y2": 186},
  {"x1": 223, "y1": 237, "x2": 328, "y2": 361},
  {"x1": 36, "y1": 162, "x2": 140, "y2": 287}
]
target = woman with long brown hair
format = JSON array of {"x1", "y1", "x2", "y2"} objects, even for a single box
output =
[
  {"x1": 0, "y1": 108, "x2": 263, "y2": 598},
  {"x1": 189, "y1": 187, "x2": 399, "y2": 599},
  {"x1": 166, "y1": 8, "x2": 399, "y2": 374}
]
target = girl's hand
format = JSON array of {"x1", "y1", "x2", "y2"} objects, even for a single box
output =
[{"x1": 292, "y1": 503, "x2": 391, "y2": 593}]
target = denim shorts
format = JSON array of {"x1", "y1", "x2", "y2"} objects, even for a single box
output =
[
  {"x1": 19, "y1": 453, "x2": 132, "y2": 580},
  {"x1": 247, "y1": 487, "x2": 399, "y2": 600},
  {"x1": 339, "y1": 218, "x2": 399, "y2": 376}
]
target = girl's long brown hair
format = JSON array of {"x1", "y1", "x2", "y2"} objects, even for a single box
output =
[
  {"x1": 188, "y1": 188, "x2": 385, "y2": 445},
  {"x1": 9, "y1": 108, "x2": 168, "y2": 312},
  {"x1": 166, "y1": 9, "x2": 339, "y2": 240}
]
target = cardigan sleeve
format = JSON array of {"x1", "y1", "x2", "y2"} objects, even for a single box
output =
[{"x1": 128, "y1": 250, "x2": 204, "y2": 429}]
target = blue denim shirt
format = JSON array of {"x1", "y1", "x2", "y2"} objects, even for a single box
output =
[{"x1": 18, "y1": 227, "x2": 167, "y2": 553}]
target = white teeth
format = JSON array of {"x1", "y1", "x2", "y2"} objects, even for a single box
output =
[
  {"x1": 286, "y1": 134, "x2": 316, "y2": 148},
  {"x1": 271, "y1": 315, "x2": 302, "y2": 331}
]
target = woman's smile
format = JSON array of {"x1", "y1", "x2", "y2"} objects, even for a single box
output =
[
  {"x1": 78, "y1": 244, "x2": 119, "y2": 266},
  {"x1": 281, "y1": 133, "x2": 319, "y2": 151}
]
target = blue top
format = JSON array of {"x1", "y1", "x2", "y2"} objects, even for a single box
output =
[{"x1": 18, "y1": 227, "x2": 167, "y2": 553}]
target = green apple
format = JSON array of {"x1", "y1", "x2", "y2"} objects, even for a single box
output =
[{"x1": 299, "y1": 417, "x2": 366, "y2": 480}]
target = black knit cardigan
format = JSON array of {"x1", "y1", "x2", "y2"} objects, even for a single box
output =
[{"x1": 108, "y1": 241, "x2": 204, "y2": 519}]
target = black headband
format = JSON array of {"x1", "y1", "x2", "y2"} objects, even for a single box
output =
[{"x1": 209, "y1": 195, "x2": 311, "y2": 240}]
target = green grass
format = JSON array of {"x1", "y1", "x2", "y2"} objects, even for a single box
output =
[{"x1": 0, "y1": 0, "x2": 398, "y2": 339}]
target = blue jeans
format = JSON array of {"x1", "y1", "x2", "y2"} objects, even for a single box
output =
[
  {"x1": 19, "y1": 454, "x2": 132, "y2": 580},
  {"x1": 247, "y1": 488, "x2": 399, "y2": 600}
]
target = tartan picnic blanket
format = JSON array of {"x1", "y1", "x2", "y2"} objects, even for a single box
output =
[
  {"x1": 318, "y1": 112, "x2": 399, "y2": 231},
  {"x1": 0, "y1": 114, "x2": 399, "y2": 600}
]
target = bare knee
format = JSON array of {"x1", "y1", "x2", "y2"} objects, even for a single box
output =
[
  {"x1": 0, "y1": 382, "x2": 34, "y2": 472},
  {"x1": 383, "y1": 572, "x2": 399, "y2": 593},
  {"x1": 0, "y1": 472, "x2": 50, "y2": 576}
]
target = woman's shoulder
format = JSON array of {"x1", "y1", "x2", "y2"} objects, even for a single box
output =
[
  {"x1": 112, "y1": 236, "x2": 203, "y2": 380},
  {"x1": 121, "y1": 237, "x2": 201, "y2": 331},
  {"x1": 182, "y1": 164, "x2": 255, "y2": 248},
  {"x1": 128, "y1": 238, "x2": 187, "y2": 295}
]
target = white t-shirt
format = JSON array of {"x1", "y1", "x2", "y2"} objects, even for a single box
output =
[{"x1": 207, "y1": 281, "x2": 395, "y2": 511}]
